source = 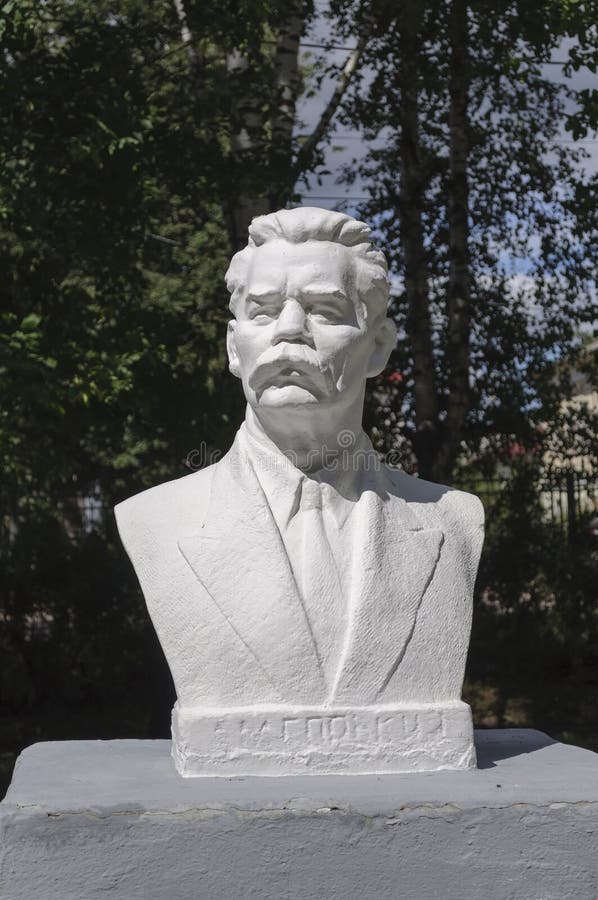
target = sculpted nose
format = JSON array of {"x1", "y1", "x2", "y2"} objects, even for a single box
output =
[{"x1": 273, "y1": 298, "x2": 309, "y2": 343}]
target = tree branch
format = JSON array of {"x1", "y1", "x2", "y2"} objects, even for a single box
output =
[{"x1": 292, "y1": 27, "x2": 370, "y2": 183}]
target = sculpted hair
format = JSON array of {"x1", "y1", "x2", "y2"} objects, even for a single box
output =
[{"x1": 225, "y1": 207, "x2": 390, "y2": 319}]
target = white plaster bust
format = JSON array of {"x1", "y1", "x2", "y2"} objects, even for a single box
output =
[{"x1": 115, "y1": 207, "x2": 485, "y2": 776}]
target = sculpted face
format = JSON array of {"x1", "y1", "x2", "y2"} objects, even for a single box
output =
[{"x1": 227, "y1": 239, "x2": 395, "y2": 412}]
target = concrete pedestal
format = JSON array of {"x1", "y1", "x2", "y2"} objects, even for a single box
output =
[{"x1": 2, "y1": 730, "x2": 598, "y2": 900}]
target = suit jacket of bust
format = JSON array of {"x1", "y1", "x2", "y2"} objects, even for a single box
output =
[{"x1": 115, "y1": 431, "x2": 484, "y2": 709}]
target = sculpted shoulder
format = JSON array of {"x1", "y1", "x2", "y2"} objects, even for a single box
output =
[
  {"x1": 114, "y1": 463, "x2": 216, "y2": 552},
  {"x1": 383, "y1": 465, "x2": 485, "y2": 532}
]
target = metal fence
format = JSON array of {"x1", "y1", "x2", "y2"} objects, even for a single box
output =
[
  {"x1": 4, "y1": 468, "x2": 597, "y2": 544},
  {"x1": 457, "y1": 467, "x2": 598, "y2": 540},
  {"x1": 538, "y1": 469, "x2": 598, "y2": 537}
]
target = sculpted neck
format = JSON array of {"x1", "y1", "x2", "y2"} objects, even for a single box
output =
[{"x1": 244, "y1": 398, "x2": 366, "y2": 473}]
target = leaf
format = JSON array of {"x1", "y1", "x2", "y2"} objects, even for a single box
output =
[{"x1": 20, "y1": 314, "x2": 41, "y2": 333}]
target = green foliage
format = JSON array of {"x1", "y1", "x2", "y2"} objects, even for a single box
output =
[{"x1": 0, "y1": 0, "x2": 277, "y2": 507}]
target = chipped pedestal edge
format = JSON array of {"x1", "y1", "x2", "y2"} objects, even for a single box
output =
[{"x1": 171, "y1": 700, "x2": 476, "y2": 776}]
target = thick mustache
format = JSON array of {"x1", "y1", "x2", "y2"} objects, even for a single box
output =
[{"x1": 248, "y1": 345, "x2": 330, "y2": 395}]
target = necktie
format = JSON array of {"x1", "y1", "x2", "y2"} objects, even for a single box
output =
[{"x1": 294, "y1": 477, "x2": 345, "y2": 692}]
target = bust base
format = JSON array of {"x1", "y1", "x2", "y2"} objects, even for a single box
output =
[{"x1": 171, "y1": 700, "x2": 475, "y2": 776}]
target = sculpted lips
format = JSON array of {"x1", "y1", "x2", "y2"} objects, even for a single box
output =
[{"x1": 248, "y1": 345, "x2": 332, "y2": 399}]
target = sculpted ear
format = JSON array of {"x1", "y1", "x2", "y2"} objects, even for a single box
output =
[
  {"x1": 226, "y1": 320, "x2": 241, "y2": 378},
  {"x1": 367, "y1": 317, "x2": 397, "y2": 378}
]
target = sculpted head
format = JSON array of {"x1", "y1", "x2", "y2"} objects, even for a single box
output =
[{"x1": 225, "y1": 207, "x2": 396, "y2": 417}]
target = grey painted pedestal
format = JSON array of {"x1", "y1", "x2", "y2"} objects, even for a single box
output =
[{"x1": 1, "y1": 730, "x2": 598, "y2": 900}]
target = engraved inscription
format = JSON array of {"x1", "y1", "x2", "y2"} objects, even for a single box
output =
[
  {"x1": 330, "y1": 715, "x2": 347, "y2": 740},
  {"x1": 282, "y1": 717, "x2": 305, "y2": 743},
  {"x1": 376, "y1": 715, "x2": 396, "y2": 743},
  {"x1": 198, "y1": 708, "x2": 466, "y2": 754}
]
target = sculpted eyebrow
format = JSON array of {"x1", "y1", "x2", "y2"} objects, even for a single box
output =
[
  {"x1": 300, "y1": 286, "x2": 347, "y2": 299},
  {"x1": 245, "y1": 290, "x2": 281, "y2": 302}
]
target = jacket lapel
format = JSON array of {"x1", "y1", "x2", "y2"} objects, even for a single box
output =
[
  {"x1": 177, "y1": 436, "x2": 326, "y2": 699},
  {"x1": 332, "y1": 475, "x2": 443, "y2": 704}
]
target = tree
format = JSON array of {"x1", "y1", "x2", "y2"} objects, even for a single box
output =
[
  {"x1": 333, "y1": 0, "x2": 597, "y2": 481},
  {"x1": 0, "y1": 0, "x2": 243, "y2": 749}
]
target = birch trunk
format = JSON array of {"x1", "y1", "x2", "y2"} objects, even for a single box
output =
[
  {"x1": 227, "y1": 2, "x2": 307, "y2": 248},
  {"x1": 270, "y1": 1, "x2": 304, "y2": 207},
  {"x1": 435, "y1": 0, "x2": 471, "y2": 482},
  {"x1": 226, "y1": 47, "x2": 271, "y2": 250},
  {"x1": 397, "y1": 18, "x2": 440, "y2": 480}
]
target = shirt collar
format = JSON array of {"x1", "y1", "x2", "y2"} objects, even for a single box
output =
[{"x1": 238, "y1": 420, "x2": 379, "y2": 529}]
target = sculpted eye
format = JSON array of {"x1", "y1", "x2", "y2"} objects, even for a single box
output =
[
  {"x1": 302, "y1": 289, "x2": 348, "y2": 323},
  {"x1": 309, "y1": 303, "x2": 344, "y2": 322},
  {"x1": 248, "y1": 303, "x2": 280, "y2": 320}
]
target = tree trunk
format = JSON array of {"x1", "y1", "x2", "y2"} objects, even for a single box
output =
[
  {"x1": 434, "y1": 0, "x2": 471, "y2": 483},
  {"x1": 270, "y1": 1, "x2": 304, "y2": 208},
  {"x1": 172, "y1": 0, "x2": 200, "y2": 85},
  {"x1": 228, "y1": 1, "x2": 307, "y2": 248},
  {"x1": 226, "y1": 47, "x2": 271, "y2": 250},
  {"x1": 397, "y1": 17, "x2": 440, "y2": 480},
  {"x1": 171, "y1": 0, "x2": 306, "y2": 250},
  {"x1": 170, "y1": 0, "x2": 264, "y2": 249}
]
